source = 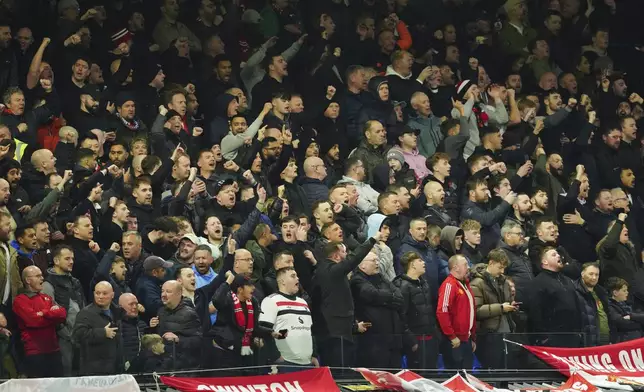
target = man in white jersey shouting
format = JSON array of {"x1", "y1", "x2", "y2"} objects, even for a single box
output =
[{"x1": 259, "y1": 267, "x2": 318, "y2": 372}]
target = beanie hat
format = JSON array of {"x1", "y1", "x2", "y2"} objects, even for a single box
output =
[
  {"x1": 165, "y1": 110, "x2": 182, "y2": 122},
  {"x1": 455, "y1": 80, "x2": 473, "y2": 100},
  {"x1": 111, "y1": 28, "x2": 133, "y2": 48},
  {"x1": 115, "y1": 91, "x2": 136, "y2": 108},
  {"x1": 386, "y1": 147, "x2": 405, "y2": 166}
]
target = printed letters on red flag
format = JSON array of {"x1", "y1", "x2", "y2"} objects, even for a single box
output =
[{"x1": 160, "y1": 367, "x2": 339, "y2": 392}]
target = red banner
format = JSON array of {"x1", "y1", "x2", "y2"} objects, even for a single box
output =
[
  {"x1": 160, "y1": 367, "x2": 339, "y2": 392},
  {"x1": 523, "y1": 337, "x2": 644, "y2": 377}
]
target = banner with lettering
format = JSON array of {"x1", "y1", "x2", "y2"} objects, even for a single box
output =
[
  {"x1": 160, "y1": 367, "x2": 339, "y2": 391},
  {"x1": 521, "y1": 337, "x2": 644, "y2": 377},
  {"x1": 0, "y1": 374, "x2": 140, "y2": 392}
]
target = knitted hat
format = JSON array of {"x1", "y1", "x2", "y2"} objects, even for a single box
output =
[
  {"x1": 115, "y1": 91, "x2": 136, "y2": 108},
  {"x1": 386, "y1": 147, "x2": 405, "y2": 166},
  {"x1": 165, "y1": 110, "x2": 182, "y2": 122},
  {"x1": 455, "y1": 79, "x2": 473, "y2": 100},
  {"x1": 111, "y1": 28, "x2": 133, "y2": 48}
]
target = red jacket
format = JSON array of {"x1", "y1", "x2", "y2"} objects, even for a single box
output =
[
  {"x1": 13, "y1": 291, "x2": 67, "y2": 355},
  {"x1": 436, "y1": 274, "x2": 476, "y2": 342}
]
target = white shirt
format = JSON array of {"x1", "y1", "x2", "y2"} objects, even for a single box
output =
[{"x1": 260, "y1": 293, "x2": 313, "y2": 364}]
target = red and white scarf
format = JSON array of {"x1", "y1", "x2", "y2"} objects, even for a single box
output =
[{"x1": 232, "y1": 293, "x2": 254, "y2": 355}]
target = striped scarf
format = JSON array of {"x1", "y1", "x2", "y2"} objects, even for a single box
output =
[{"x1": 232, "y1": 292, "x2": 254, "y2": 355}]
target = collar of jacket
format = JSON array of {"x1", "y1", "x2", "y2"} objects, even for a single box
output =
[
  {"x1": 360, "y1": 140, "x2": 386, "y2": 152},
  {"x1": 385, "y1": 65, "x2": 412, "y2": 80},
  {"x1": 69, "y1": 236, "x2": 91, "y2": 248}
]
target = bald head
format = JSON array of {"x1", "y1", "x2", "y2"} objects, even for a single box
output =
[
  {"x1": 118, "y1": 292, "x2": 137, "y2": 308},
  {"x1": 234, "y1": 249, "x2": 254, "y2": 276},
  {"x1": 94, "y1": 281, "x2": 115, "y2": 308},
  {"x1": 424, "y1": 181, "x2": 445, "y2": 207},
  {"x1": 304, "y1": 157, "x2": 325, "y2": 180},
  {"x1": 161, "y1": 280, "x2": 182, "y2": 309},
  {"x1": 22, "y1": 266, "x2": 44, "y2": 292},
  {"x1": 31, "y1": 149, "x2": 57, "y2": 174}
]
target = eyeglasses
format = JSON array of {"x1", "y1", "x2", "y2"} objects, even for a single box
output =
[
  {"x1": 508, "y1": 231, "x2": 523, "y2": 236},
  {"x1": 235, "y1": 257, "x2": 254, "y2": 262}
]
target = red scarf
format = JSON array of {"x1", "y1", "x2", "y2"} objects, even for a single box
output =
[{"x1": 232, "y1": 293, "x2": 254, "y2": 355}]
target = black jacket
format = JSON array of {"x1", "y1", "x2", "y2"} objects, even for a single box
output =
[
  {"x1": 311, "y1": 238, "x2": 376, "y2": 336},
  {"x1": 69, "y1": 237, "x2": 103, "y2": 300},
  {"x1": 157, "y1": 301, "x2": 203, "y2": 369},
  {"x1": 499, "y1": 241, "x2": 534, "y2": 303},
  {"x1": 527, "y1": 269, "x2": 583, "y2": 347},
  {"x1": 211, "y1": 281, "x2": 272, "y2": 352},
  {"x1": 350, "y1": 269, "x2": 404, "y2": 348},
  {"x1": 119, "y1": 315, "x2": 148, "y2": 366},
  {"x1": 72, "y1": 303, "x2": 122, "y2": 375},
  {"x1": 423, "y1": 204, "x2": 457, "y2": 229},
  {"x1": 607, "y1": 299, "x2": 644, "y2": 343},
  {"x1": 597, "y1": 220, "x2": 644, "y2": 309},
  {"x1": 392, "y1": 274, "x2": 436, "y2": 348}
]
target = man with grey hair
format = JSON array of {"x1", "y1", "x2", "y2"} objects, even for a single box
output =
[
  {"x1": 408, "y1": 91, "x2": 443, "y2": 157},
  {"x1": 301, "y1": 156, "x2": 330, "y2": 206}
]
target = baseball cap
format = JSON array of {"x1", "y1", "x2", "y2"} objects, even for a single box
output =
[
  {"x1": 392, "y1": 100, "x2": 407, "y2": 108},
  {"x1": 213, "y1": 178, "x2": 235, "y2": 195},
  {"x1": 143, "y1": 256, "x2": 173, "y2": 271},
  {"x1": 180, "y1": 234, "x2": 200, "y2": 244}
]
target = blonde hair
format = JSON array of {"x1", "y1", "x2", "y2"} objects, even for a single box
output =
[{"x1": 460, "y1": 219, "x2": 481, "y2": 232}]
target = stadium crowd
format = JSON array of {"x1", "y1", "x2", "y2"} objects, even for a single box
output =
[{"x1": 0, "y1": 0, "x2": 642, "y2": 379}]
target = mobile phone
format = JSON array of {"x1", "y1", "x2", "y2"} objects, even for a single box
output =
[{"x1": 278, "y1": 329, "x2": 288, "y2": 339}]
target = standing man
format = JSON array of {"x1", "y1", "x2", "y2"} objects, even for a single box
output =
[
  {"x1": 260, "y1": 268, "x2": 317, "y2": 372},
  {"x1": 394, "y1": 251, "x2": 438, "y2": 370},
  {"x1": 528, "y1": 247, "x2": 582, "y2": 347},
  {"x1": 436, "y1": 255, "x2": 476, "y2": 369},
  {"x1": 13, "y1": 266, "x2": 67, "y2": 378},
  {"x1": 42, "y1": 245, "x2": 86, "y2": 376},
  {"x1": 73, "y1": 281, "x2": 121, "y2": 375}
]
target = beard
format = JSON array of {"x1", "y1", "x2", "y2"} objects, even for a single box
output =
[{"x1": 87, "y1": 104, "x2": 99, "y2": 115}]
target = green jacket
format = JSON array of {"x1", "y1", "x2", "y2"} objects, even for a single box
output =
[{"x1": 498, "y1": 23, "x2": 537, "y2": 58}]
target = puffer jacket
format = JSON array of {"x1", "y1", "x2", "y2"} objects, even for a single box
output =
[
  {"x1": 119, "y1": 316, "x2": 148, "y2": 367},
  {"x1": 42, "y1": 268, "x2": 86, "y2": 340},
  {"x1": 574, "y1": 279, "x2": 610, "y2": 347},
  {"x1": 299, "y1": 176, "x2": 330, "y2": 207},
  {"x1": 393, "y1": 274, "x2": 436, "y2": 348},
  {"x1": 157, "y1": 301, "x2": 203, "y2": 369},
  {"x1": 499, "y1": 240, "x2": 533, "y2": 303},
  {"x1": 469, "y1": 264, "x2": 515, "y2": 334}
]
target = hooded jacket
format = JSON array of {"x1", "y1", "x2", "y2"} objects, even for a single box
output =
[
  {"x1": 408, "y1": 114, "x2": 443, "y2": 158},
  {"x1": 437, "y1": 226, "x2": 463, "y2": 283},
  {"x1": 357, "y1": 76, "x2": 397, "y2": 131},
  {"x1": 208, "y1": 93, "x2": 238, "y2": 146}
]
